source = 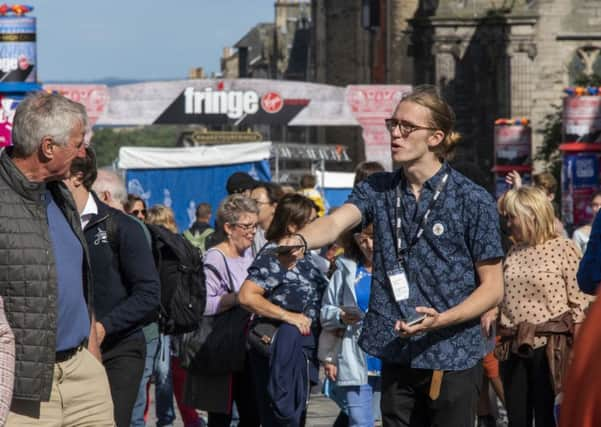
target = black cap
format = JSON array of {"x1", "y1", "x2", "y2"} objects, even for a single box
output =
[{"x1": 226, "y1": 172, "x2": 258, "y2": 194}]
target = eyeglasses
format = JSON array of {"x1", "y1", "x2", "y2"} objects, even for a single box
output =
[
  {"x1": 131, "y1": 209, "x2": 147, "y2": 217},
  {"x1": 233, "y1": 222, "x2": 258, "y2": 232},
  {"x1": 384, "y1": 118, "x2": 438, "y2": 137}
]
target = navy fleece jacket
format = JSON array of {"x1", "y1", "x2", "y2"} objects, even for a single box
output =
[{"x1": 84, "y1": 194, "x2": 160, "y2": 349}]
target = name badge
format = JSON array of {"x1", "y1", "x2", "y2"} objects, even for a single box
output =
[{"x1": 388, "y1": 268, "x2": 409, "y2": 302}]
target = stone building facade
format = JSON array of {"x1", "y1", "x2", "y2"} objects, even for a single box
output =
[
  {"x1": 221, "y1": 0, "x2": 311, "y2": 80},
  {"x1": 311, "y1": 0, "x2": 601, "y2": 185}
]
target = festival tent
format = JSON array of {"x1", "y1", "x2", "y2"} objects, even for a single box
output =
[
  {"x1": 117, "y1": 142, "x2": 272, "y2": 231},
  {"x1": 315, "y1": 170, "x2": 355, "y2": 211}
]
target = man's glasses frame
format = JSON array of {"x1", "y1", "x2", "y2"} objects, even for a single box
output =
[{"x1": 384, "y1": 118, "x2": 438, "y2": 138}]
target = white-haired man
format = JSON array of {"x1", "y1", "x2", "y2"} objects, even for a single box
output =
[{"x1": 0, "y1": 92, "x2": 114, "y2": 425}]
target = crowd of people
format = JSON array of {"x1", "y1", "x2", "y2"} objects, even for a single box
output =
[{"x1": 0, "y1": 87, "x2": 600, "y2": 427}]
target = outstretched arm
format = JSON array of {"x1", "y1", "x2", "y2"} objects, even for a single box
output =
[{"x1": 292, "y1": 203, "x2": 362, "y2": 250}]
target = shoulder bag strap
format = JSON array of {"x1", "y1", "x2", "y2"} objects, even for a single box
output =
[{"x1": 211, "y1": 248, "x2": 235, "y2": 293}]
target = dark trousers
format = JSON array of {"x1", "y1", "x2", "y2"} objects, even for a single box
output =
[
  {"x1": 102, "y1": 335, "x2": 146, "y2": 427},
  {"x1": 249, "y1": 349, "x2": 307, "y2": 427},
  {"x1": 381, "y1": 361, "x2": 483, "y2": 427},
  {"x1": 500, "y1": 347, "x2": 555, "y2": 427},
  {"x1": 207, "y1": 367, "x2": 261, "y2": 427}
]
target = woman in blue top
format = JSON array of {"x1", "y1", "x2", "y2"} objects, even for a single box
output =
[{"x1": 320, "y1": 223, "x2": 381, "y2": 427}]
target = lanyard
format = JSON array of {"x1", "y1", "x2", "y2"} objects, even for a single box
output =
[{"x1": 395, "y1": 172, "x2": 449, "y2": 262}]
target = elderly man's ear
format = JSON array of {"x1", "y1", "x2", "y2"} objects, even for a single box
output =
[{"x1": 40, "y1": 136, "x2": 55, "y2": 160}]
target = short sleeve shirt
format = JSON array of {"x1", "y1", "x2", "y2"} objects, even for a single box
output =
[
  {"x1": 246, "y1": 243, "x2": 329, "y2": 324},
  {"x1": 346, "y1": 163, "x2": 504, "y2": 370}
]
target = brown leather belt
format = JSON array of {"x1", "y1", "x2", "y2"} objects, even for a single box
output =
[{"x1": 55, "y1": 340, "x2": 87, "y2": 363}]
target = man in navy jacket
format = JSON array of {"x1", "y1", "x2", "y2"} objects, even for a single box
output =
[{"x1": 64, "y1": 148, "x2": 160, "y2": 427}]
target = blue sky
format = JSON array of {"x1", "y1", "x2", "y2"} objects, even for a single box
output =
[{"x1": 24, "y1": 0, "x2": 273, "y2": 82}]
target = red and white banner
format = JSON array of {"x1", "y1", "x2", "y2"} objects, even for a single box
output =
[
  {"x1": 563, "y1": 96, "x2": 601, "y2": 142},
  {"x1": 43, "y1": 84, "x2": 109, "y2": 127},
  {"x1": 493, "y1": 125, "x2": 531, "y2": 166},
  {"x1": 346, "y1": 85, "x2": 412, "y2": 170}
]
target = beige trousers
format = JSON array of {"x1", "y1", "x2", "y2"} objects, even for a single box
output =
[{"x1": 6, "y1": 347, "x2": 115, "y2": 426}]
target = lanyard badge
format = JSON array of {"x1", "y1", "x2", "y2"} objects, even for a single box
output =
[{"x1": 390, "y1": 172, "x2": 449, "y2": 303}]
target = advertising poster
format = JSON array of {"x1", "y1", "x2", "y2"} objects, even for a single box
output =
[
  {"x1": 0, "y1": 16, "x2": 36, "y2": 82},
  {"x1": 0, "y1": 95, "x2": 20, "y2": 147},
  {"x1": 562, "y1": 153, "x2": 601, "y2": 227},
  {"x1": 44, "y1": 84, "x2": 109, "y2": 127},
  {"x1": 563, "y1": 96, "x2": 601, "y2": 142},
  {"x1": 346, "y1": 85, "x2": 412, "y2": 171},
  {"x1": 494, "y1": 125, "x2": 531, "y2": 166}
]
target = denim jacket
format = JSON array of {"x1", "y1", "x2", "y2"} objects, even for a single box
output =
[{"x1": 320, "y1": 257, "x2": 373, "y2": 386}]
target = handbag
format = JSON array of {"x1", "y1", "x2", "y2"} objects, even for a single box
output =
[
  {"x1": 247, "y1": 319, "x2": 279, "y2": 358},
  {"x1": 180, "y1": 250, "x2": 251, "y2": 375}
]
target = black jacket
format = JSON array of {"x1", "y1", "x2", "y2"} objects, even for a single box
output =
[
  {"x1": 0, "y1": 149, "x2": 93, "y2": 401},
  {"x1": 84, "y1": 193, "x2": 160, "y2": 351}
]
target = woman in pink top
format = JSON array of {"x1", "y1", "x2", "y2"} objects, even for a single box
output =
[{"x1": 184, "y1": 194, "x2": 260, "y2": 427}]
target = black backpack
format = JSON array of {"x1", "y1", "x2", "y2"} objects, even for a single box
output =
[{"x1": 145, "y1": 224, "x2": 207, "y2": 335}]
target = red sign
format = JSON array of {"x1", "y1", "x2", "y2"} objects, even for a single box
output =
[
  {"x1": 261, "y1": 92, "x2": 283, "y2": 114},
  {"x1": 563, "y1": 96, "x2": 601, "y2": 142},
  {"x1": 346, "y1": 85, "x2": 412, "y2": 170},
  {"x1": 493, "y1": 125, "x2": 531, "y2": 166},
  {"x1": 43, "y1": 84, "x2": 109, "y2": 127}
]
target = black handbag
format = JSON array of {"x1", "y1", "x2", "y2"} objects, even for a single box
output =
[
  {"x1": 247, "y1": 319, "x2": 280, "y2": 358},
  {"x1": 179, "y1": 250, "x2": 250, "y2": 375}
]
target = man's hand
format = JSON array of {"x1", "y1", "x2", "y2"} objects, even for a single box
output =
[
  {"x1": 394, "y1": 307, "x2": 440, "y2": 337},
  {"x1": 480, "y1": 307, "x2": 498, "y2": 337},
  {"x1": 324, "y1": 362, "x2": 337, "y2": 381},
  {"x1": 95, "y1": 322, "x2": 106, "y2": 346}
]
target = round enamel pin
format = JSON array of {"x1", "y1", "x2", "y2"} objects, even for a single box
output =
[{"x1": 432, "y1": 223, "x2": 444, "y2": 236}]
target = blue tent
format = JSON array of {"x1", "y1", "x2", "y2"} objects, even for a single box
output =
[
  {"x1": 316, "y1": 171, "x2": 355, "y2": 212},
  {"x1": 118, "y1": 142, "x2": 272, "y2": 231}
]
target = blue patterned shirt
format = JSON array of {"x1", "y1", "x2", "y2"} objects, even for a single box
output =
[
  {"x1": 247, "y1": 243, "x2": 329, "y2": 326},
  {"x1": 347, "y1": 163, "x2": 504, "y2": 370}
]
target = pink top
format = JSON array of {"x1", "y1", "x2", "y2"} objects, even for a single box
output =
[
  {"x1": 0, "y1": 296, "x2": 14, "y2": 425},
  {"x1": 203, "y1": 247, "x2": 254, "y2": 316}
]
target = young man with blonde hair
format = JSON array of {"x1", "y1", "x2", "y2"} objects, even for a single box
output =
[{"x1": 280, "y1": 86, "x2": 504, "y2": 427}]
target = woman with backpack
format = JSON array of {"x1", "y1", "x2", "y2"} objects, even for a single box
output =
[
  {"x1": 239, "y1": 194, "x2": 328, "y2": 427},
  {"x1": 145, "y1": 205, "x2": 204, "y2": 427},
  {"x1": 184, "y1": 194, "x2": 261, "y2": 427}
]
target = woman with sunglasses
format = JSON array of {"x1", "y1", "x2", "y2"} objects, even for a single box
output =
[
  {"x1": 125, "y1": 194, "x2": 147, "y2": 221},
  {"x1": 239, "y1": 193, "x2": 328, "y2": 427},
  {"x1": 184, "y1": 194, "x2": 261, "y2": 427},
  {"x1": 320, "y1": 223, "x2": 381, "y2": 427}
]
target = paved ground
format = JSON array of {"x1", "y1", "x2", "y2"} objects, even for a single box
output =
[
  {"x1": 148, "y1": 387, "x2": 341, "y2": 427},
  {"x1": 148, "y1": 386, "x2": 505, "y2": 427}
]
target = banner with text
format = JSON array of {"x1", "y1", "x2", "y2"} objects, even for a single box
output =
[{"x1": 346, "y1": 85, "x2": 412, "y2": 170}]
